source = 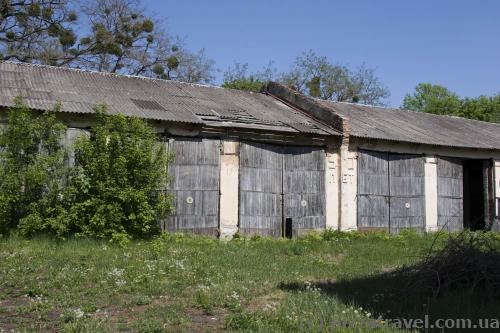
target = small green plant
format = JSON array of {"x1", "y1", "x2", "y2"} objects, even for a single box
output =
[
  {"x1": 195, "y1": 290, "x2": 214, "y2": 314},
  {"x1": 224, "y1": 310, "x2": 262, "y2": 330}
]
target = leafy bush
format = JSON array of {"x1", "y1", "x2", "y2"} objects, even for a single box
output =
[
  {"x1": 0, "y1": 97, "x2": 68, "y2": 236},
  {"x1": 60, "y1": 106, "x2": 171, "y2": 239}
]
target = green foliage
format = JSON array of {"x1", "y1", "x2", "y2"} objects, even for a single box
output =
[
  {"x1": 222, "y1": 77, "x2": 266, "y2": 92},
  {"x1": 0, "y1": 100, "x2": 173, "y2": 240},
  {"x1": 306, "y1": 76, "x2": 322, "y2": 98},
  {"x1": 195, "y1": 290, "x2": 214, "y2": 313},
  {"x1": 403, "y1": 83, "x2": 500, "y2": 123},
  {"x1": 75, "y1": 0, "x2": 215, "y2": 82},
  {"x1": 0, "y1": 0, "x2": 78, "y2": 63},
  {"x1": 402, "y1": 83, "x2": 462, "y2": 116},
  {"x1": 0, "y1": 98, "x2": 68, "y2": 236},
  {"x1": 280, "y1": 50, "x2": 390, "y2": 105},
  {"x1": 60, "y1": 106, "x2": 171, "y2": 239},
  {"x1": 222, "y1": 62, "x2": 274, "y2": 93},
  {"x1": 224, "y1": 52, "x2": 390, "y2": 105},
  {"x1": 459, "y1": 95, "x2": 500, "y2": 123},
  {"x1": 1, "y1": 0, "x2": 215, "y2": 83}
]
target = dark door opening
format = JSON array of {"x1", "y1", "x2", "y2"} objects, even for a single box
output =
[
  {"x1": 463, "y1": 160, "x2": 486, "y2": 230},
  {"x1": 285, "y1": 218, "x2": 293, "y2": 239}
]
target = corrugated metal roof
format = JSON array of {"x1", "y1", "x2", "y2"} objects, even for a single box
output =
[
  {"x1": 318, "y1": 100, "x2": 500, "y2": 150},
  {"x1": 0, "y1": 61, "x2": 339, "y2": 136}
]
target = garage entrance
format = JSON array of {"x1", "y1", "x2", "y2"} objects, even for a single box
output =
[
  {"x1": 358, "y1": 150, "x2": 425, "y2": 233},
  {"x1": 164, "y1": 138, "x2": 220, "y2": 235},
  {"x1": 437, "y1": 157, "x2": 493, "y2": 231},
  {"x1": 239, "y1": 142, "x2": 325, "y2": 237},
  {"x1": 463, "y1": 159, "x2": 496, "y2": 231}
]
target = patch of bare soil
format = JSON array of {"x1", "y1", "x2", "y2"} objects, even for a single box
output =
[
  {"x1": 183, "y1": 307, "x2": 227, "y2": 333},
  {"x1": 0, "y1": 295, "x2": 36, "y2": 332}
]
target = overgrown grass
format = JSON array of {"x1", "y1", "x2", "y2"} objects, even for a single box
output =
[{"x1": 0, "y1": 231, "x2": 497, "y2": 332}]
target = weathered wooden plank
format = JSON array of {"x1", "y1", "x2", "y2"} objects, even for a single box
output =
[
  {"x1": 283, "y1": 146, "x2": 326, "y2": 235},
  {"x1": 283, "y1": 170, "x2": 324, "y2": 194},
  {"x1": 239, "y1": 142, "x2": 283, "y2": 237},
  {"x1": 389, "y1": 154, "x2": 425, "y2": 233},
  {"x1": 164, "y1": 138, "x2": 220, "y2": 235},
  {"x1": 438, "y1": 157, "x2": 463, "y2": 232},
  {"x1": 358, "y1": 150, "x2": 390, "y2": 231}
]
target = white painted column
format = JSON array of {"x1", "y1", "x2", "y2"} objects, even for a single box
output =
[
  {"x1": 339, "y1": 145, "x2": 358, "y2": 231},
  {"x1": 219, "y1": 140, "x2": 239, "y2": 239},
  {"x1": 495, "y1": 160, "x2": 500, "y2": 219},
  {"x1": 424, "y1": 156, "x2": 438, "y2": 232},
  {"x1": 325, "y1": 147, "x2": 340, "y2": 230}
]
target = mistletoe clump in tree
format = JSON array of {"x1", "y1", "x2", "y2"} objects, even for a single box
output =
[{"x1": 0, "y1": 0, "x2": 79, "y2": 64}]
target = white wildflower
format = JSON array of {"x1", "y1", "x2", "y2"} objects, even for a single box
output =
[
  {"x1": 116, "y1": 279, "x2": 126, "y2": 287},
  {"x1": 108, "y1": 268, "x2": 124, "y2": 277},
  {"x1": 73, "y1": 308, "x2": 84, "y2": 318}
]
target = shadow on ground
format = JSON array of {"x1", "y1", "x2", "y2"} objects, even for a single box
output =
[
  {"x1": 280, "y1": 269, "x2": 500, "y2": 332},
  {"x1": 281, "y1": 233, "x2": 500, "y2": 332}
]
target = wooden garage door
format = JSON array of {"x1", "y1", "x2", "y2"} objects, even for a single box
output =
[
  {"x1": 284, "y1": 146, "x2": 325, "y2": 236},
  {"x1": 164, "y1": 138, "x2": 220, "y2": 235},
  {"x1": 239, "y1": 142, "x2": 283, "y2": 237},
  {"x1": 437, "y1": 157, "x2": 463, "y2": 231},
  {"x1": 239, "y1": 142, "x2": 326, "y2": 237},
  {"x1": 358, "y1": 150, "x2": 390, "y2": 231},
  {"x1": 389, "y1": 154, "x2": 425, "y2": 233},
  {"x1": 358, "y1": 150, "x2": 425, "y2": 233}
]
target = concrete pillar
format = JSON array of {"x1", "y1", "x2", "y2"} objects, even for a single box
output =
[
  {"x1": 325, "y1": 147, "x2": 340, "y2": 229},
  {"x1": 219, "y1": 140, "x2": 239, "y2": 239},
  {"x1": 424, "y1": 156, "x2": 438, "y2": 232},
  {"x1": 339, "y1": 144, "x2": 357, "y2": 231},
  {"x1": 495, "y1": 160, "x2": 500, "y2": 219}
]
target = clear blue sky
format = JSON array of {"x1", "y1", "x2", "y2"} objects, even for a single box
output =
[{"x1": 143, "y1": 0, "x2": 500, "y2": 107}]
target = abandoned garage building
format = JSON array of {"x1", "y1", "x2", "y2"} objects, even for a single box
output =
[
  {"x1": 267, "y1": 82, "x2": 500, "y2": 233},
  {"x1": 0, "y1": 61, "x2": 499, "y2": 237}
]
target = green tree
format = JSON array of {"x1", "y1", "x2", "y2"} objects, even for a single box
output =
[
  {"x1": 459, "y1": 95, "x2": 500, "y2": 123},
  {"x1": 403, "y1": 83, "x2": 500, "y2": 123},
  {"x1": 61, "y1": 106, "x2": 171, "y2": 241},
  {"x1": 402, "y1": 83, "x2": 462, "y2": 116},
  {"x1": 0, "y1": 0, "x2": 79, "y2": 64},
  {"x1": 280, "y1": 50, "x2": 390, "y2": 105},
  {"x1": 0, "y1": 97, "x2": 68, "y2": 236},
  {"x1": 1, "y1": 0, "x2": 215, "y2": 83},
  {"x1": 222, "y1": 62, "x2": 275, "y2": 92},
  {"x1": 75, "y1": 0, "x2": 215, "y2": 82}
]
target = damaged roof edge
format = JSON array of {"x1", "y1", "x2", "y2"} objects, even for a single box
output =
[
  {"x1": 265, "y1": 81, "x2": 500, "y2": 151},
  {"x1": 0, "y1": 61, "x2": 340, "y2": 137},
  {"x1": 265, "y1": 82, "x2": 347, "y2": 134}
]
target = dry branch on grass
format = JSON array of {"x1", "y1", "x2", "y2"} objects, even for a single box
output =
[{"x1": 398, "y1": 232, "x2": 500, "y2": 298}]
